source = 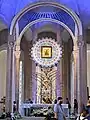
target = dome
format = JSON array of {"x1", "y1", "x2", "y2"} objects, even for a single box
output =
[{"x1": 0, "y1": 0, "x2": 90, "y2": 28}]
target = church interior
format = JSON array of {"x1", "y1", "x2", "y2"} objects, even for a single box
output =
[{"x1": 0, "y1": 0, "x2": 90, "y2": 119}]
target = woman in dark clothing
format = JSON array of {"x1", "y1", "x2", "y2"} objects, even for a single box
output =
[
  {"x1": 13, "y1": 101, "x2": 17, "y2": 113},
  {"x1": 86, "y1": 100, "x2": 90, "y2": 114},
  {"x1": 74, "y1": 99, "x2": 78, "y2": 115},
  {"x1": 66, "y1": 98, "x2": 71, "y2": 115}
]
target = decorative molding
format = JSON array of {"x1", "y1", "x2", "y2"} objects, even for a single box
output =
[
  {"x1": 14, "y1": 45, "x2": 21, "y2": 59},
  {"x1": 8, "y1": 41, "x2": 14, "y2": 48},
  {"x1": 77, "y1": 40, "x2": 85, "y2": 48}
]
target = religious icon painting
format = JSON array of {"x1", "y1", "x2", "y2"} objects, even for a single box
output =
[{"x1": 41, "y1": 46, "x2": 52, "y2": 58}]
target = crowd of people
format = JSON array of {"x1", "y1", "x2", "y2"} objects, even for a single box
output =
[
  {"x1": 1, "y1": 97, "x2": 90, "y2": 120},
  {"x1": 12, "y1": 97, "x2": 90, "y2": 120}
]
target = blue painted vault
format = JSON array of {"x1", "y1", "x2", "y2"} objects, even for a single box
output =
[{"x1": 0, "y1": 0, "x2": 90, "y2": 28}]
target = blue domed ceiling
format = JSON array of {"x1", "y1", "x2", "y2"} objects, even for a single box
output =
[{"x1": 0, "y1": 0, "x2": 90, "y2": 28}]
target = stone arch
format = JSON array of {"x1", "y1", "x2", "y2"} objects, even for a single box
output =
[
  {"x1": 10, "y1": 1, "x2": 82, "y2": 39},
  {"x1": 17, "y1": 18, "x2": 75, "y2": 45}
]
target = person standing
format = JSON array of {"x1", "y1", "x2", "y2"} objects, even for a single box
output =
[
  {"x1": 54, "y1": 99, "x2": 57, "y2": 110},
  {"x1": 13, "y1": 101, "x2": 17, "y2": 113},
  {"x1": 66, "y1": 98, "x2": 71, "y2": 115},
  {"x1": 54, "y1": 97, "x2": 66, "y2": 120},
  {"x1": 86, "y1": 99, "x2": 90, "y2": 114},
  {"x1": 74, "y1": 99, "x2": 78, "y2": 115}
]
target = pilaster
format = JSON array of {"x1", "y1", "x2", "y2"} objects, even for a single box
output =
[
  {"x1": 32, "y1": 61, "x2": 37, "y2": 103},
  {"x1": 70, "y1": 53, "x2": 75, "y2": 109},
  {"x1": 77, "y1": 36, "x2": 87, "y2": 112},
  {"x1": 73, "y1": 36, "x2": 87, "y2": 113},
  {"x1": 24, "y1": 41, "x2": 32, "y2": 101},
  {"x1": 6, "y1": 35, "x2": 15, "y2": 112},
  {"x1": 56, "y1": 28, "x2": 63, "y2": 98},
  {"x1": 14, "y1": 45, "x2": 21, "y2": 110},
  {"x1": 56, "y1": 62, "x2": 63, "y2": 97}
]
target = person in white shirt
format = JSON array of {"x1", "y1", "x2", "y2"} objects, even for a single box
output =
[{"x1": 54, "y1": 97, "x2": 66, "y2": 120}]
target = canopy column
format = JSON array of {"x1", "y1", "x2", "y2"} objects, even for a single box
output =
[
  {"x1": 14, "y1": 45, "x2": 21, "y2": 111},
  {"x1": 77, "y1": 36, "x2": 87, "y2": 112}
]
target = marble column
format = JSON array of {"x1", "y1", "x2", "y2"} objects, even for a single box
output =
[
  {"x1": 56, "y1": 28, "x2": 63, "y2": 98},
  {"x1": 73, "y1": 37, "x2": 87, "y2": 113},
  {"x1": 62, "y1": 43, "x2": 69, "y2": 101},
  {"x1": 14, "y1": 45, "x2": 21, "y2": 110},
  {"x1": 70, "y1": 53, "x2": 75, "y2": 109},
  {"x1": 36, "y1": 65, "x2": 41, "y2": 103},
  {"x1": 72, "y1": 45, "x2": 77, "y2": 100},
  {"x1": 24, "y1": 41, "x2": 32, "y2": 100},
  {"x1": 11, "y1": 43, "x2": 16, "y2": 112},
  {"x1": 6, "y1": 35, "x2": 15, "y2": 112},
  {"x1": 60, "y1": 58, "x2": 63, "y2": 98},
  {"x1": 87, "y1": 44, "x2": 90, "y2": 96},
  {"x1": 73, "y1": 40, "x2": 81, "y2": 113},
  {"x1": 56, "y1": 62, "x2": 63, "y2": 97},
  {"x1": 32, "y1": 61, "x2": 37, "y2": 103},
  {"x1": 77, "y1": 37, "x2": 87, "y2": 112}
]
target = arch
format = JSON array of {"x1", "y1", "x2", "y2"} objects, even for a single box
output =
[
  {"x1": 10, "y1": 1, "x2": 82, "y2": 36},
  {"x1": 16, "y1": 18, "x2": 75, "y2": 45}
]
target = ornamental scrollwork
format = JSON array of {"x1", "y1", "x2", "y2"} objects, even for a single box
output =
[{"x1": 31, "y1": 38, "x2": 62, "y2": 67}]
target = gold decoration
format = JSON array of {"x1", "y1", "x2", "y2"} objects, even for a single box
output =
[{"x1": 41, "y1": 46, "x2": 52, "y2": 58}]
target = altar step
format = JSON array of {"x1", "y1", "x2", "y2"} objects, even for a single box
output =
[
  {"x1": 0, "y1": 117, "x2": 45, "y2": 120},
  {"x1": 21, "y1": 117, "x2": 45, "y2": 120}
]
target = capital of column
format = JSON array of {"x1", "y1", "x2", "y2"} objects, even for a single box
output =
[
  {"x1": 73, "y1": 39, "x2": 85, "y2": 53},
  {"x1": 8, "y1": 41, "x2": 15, "y2": 49},
  {"x1": 14, "y1": 45, "x2": 21, "y2": 59},
  {"x1": 70, "y1": 53, "x2": 74, "y2": 63},
  {"x1": 8, "y1": 34, "x2": 15, "y2": 47},
  {"x1": 77, "y1": 40, "x2": 85, "y2": 48}
]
